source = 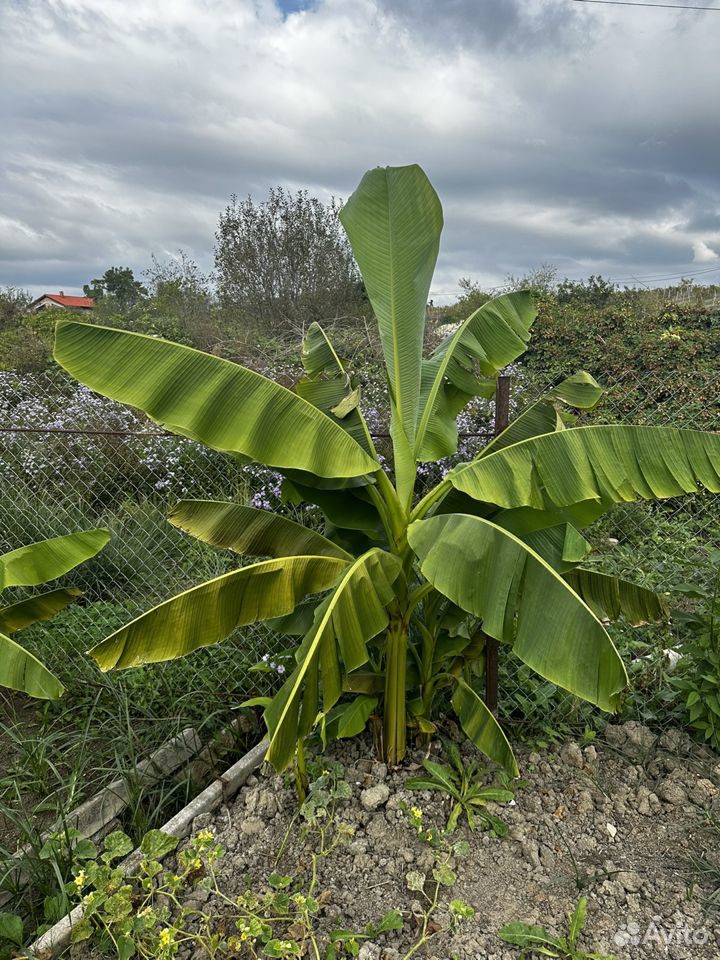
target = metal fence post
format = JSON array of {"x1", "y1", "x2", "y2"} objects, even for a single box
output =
[{"x1": 485, "y1": 374, "x2": 511, "y2": 714}]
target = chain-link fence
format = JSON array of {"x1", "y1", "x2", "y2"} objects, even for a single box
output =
[{"x1": 1, "y1": 364, "x2": 718, "y2": 753}]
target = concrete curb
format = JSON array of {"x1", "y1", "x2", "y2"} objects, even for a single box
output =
[{"x1": 27, "y1": 738, "x2": 268, "y2": 959}]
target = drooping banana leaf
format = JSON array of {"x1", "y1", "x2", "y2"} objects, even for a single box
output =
[
  {"x1": 479, "y1": 371, "x2": 604, "y2": 458},
  {"x1": 0, "y1": 588, "x2": 82, "y2": 634},
  {"x1": 451, "y1": 677, "x2": 518, "y2": 777},
  {"x1": 491, "y1": 508, "x2": 592, "y2": 573},
  {"x1": 89, "y1": 555, "x2": 350, "y2": 671},
  {"x1": 264, "y1": 548, "x2": 402, "y2": 770},
  {"x1": 282, "y1": 479, "x2": 385, "y2": 538},
  {"x1": 0, "y1": 529, "x2": 110, "y2": 590},
  {"x1": 266, "y1": 598, "x2": 322, "y2": 636},
  {"x1": 54, "y1": 321, "x2": 378, "y2": 480},
  {"x1": 0, "y1": 632, "x2": 64, "y2": 699},
  {"x1": 169, "y1": 500, "x2": 351, "y2": 561},
  {"x1": 340, "y1": 165, "x2": 443, "y2": 501},
  {"x1": 295, "y1": 322, "x2": 375, "y2": 454},
  {"x1": 408, "y1": 513, "x2": 628, "y2": 711},
  {"x1": 415, "y1": 292, "x2": 536, "y2": 461},
  {"x1": 449, "y1": 425, "x2": 720, "y2": 512},
  {"x1": 565, "y1": 568, "x2": 669, "y2": 625}
]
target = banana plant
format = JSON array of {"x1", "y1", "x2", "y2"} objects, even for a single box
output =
[
  {"x1": 0, "y1": 530, "x2": 110, "y2": 698},
  {"x1": 53, "y1": 164, "x2": 720, "y2": 777}
]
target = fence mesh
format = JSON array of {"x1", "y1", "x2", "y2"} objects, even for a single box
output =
[{"x1": 1, "y1": 364, "x2": 718, "y2": 756}]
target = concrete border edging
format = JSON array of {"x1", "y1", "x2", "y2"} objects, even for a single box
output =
[{"x1": 27, "y1": 738, "x2": 269, "y2": 960}]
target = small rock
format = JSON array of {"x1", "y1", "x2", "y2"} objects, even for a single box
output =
[
  {"x1": 689, "y1": 778, "x2": 717, "y2": 807},
  {"x1": 561, "y1": 741, "x2": 584, "y2": 769},
  {"x1": 657, "y1": 778, "x2": 686, "y2": 806},
  {"x1": 358, "y1": 944, "x2": 381, "y2": 960},
  {"x1": 617, "y1": 870, "x2": 643, "y2": 893},
  {"x1": 365, "y1": 814, "x2": 387, "y2": 839},
  {"x1": 606, "y1": 822, "x2": 617, "y2": 839},
  {"x1": 191, "y1": 812, "x2": 214, "y2": 833},
  {"x1": 361, "y1": 783, "x2": 390, "y2": 811},
  {"x1": 240, "y1": 816, "x2": 265, "y2": 836}
]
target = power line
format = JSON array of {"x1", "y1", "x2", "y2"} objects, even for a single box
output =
[{"x1": 573, "y1": 0, "x2": 720, "y2": 10}]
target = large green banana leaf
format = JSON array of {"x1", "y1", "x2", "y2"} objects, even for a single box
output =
[
  {"x1": 451, "y1": 677, "x2": 518, "y2": 777},
  {"x1": 449, "y1": 425, "x2": 720, "y2": 511},
  {"x1": 89, "y1": 555, "x2": 349, "y2": 671},
  {"x1": 0, "y1": 588, "x2": 82, "y2": 634},
  {"x1": 340, "y1": 165, "x2": 443, "y2": 501},
  {"x1": 0, "y1": 529, "x2": 110, "y2": 590},
  {"x1": 408, "y1": 514, "x2": 628, "y2": 711},
  {"x1": 264, "y1": 549, "x2": 402, "y2": 771},
  {"x1": 565, "y1": 568, "x2": 668, "y2": 625},
  {"x1": 169, "y1": 500, "x2": 351, "y2": 561},
  {"x1": 54, "y1": 321, "x2": 377, "y2": 480},
  {"x1": 295, "y1": 322, "x2": 375, "y2": 455},
  {"x1": 415, "y1": 292, "x2": 536, "y2": 461},
  {"x1": 0, "y1": 632, "x2": 64, "y2": 699},
  {"x1": 479, "y1": 371, "x2": 604, "y2": 458}
]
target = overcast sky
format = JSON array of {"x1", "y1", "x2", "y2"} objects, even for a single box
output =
[{"x1": 2, "y1": 0, "x2": 719, "y2": 300}]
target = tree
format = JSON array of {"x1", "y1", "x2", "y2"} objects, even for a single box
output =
[
  {"x1": 84, "y1": 267, "x2": 147, "y2": 312},
  {"x1": 54, "y1": 165, "x2": 720, "y2": 779},
  {"x1": 0, "y1": 286, "x2": 32, "y2": 330},
  {"x1": 0, "y1": 286, "x2": 53, "y2": 373},
  {"x1": 140, "y1": 252, "x2": 220, "y2": 350},
  {"x1": 215, "y1": 187, "x2": 365, "y2": 343}
]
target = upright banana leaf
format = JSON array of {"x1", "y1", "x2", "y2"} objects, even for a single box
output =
[
  {"x1": 169, "y1": 500, "x2": 351, "y2": 561},
  {"x1": 415, "y1": 292, "x2": 536, "y2": 461},
  {"x1": 449, "y1": 425, "x2": 720, "y2": 512},
  {"x1": 408, "y1": 514, "x2": 627, "y2": 711},
  {"x1": 0, "y1": 530, "x2": 110, "y2": 590},
  {"x1": 54, "y1": 321, "x2": 378, "y2": 481},
  {"x1": 340, "y1": 165, "x2": 443, "y2": 501},
  {"x1": 89, "y1": 555, "x2": 349, "y2": 671},
  {"x1": 264, "y1": 548, "x2": 402, "y2": 770}
]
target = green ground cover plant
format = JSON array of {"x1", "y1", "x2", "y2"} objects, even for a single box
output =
[
  {"x1": 669, "y1": 552, "x2": 720, "y2": 749},
  {"x1": 52, "y1": 163, "x2": 720, "y2": 781}
]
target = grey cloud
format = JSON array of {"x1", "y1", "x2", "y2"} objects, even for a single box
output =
[
  {"x1": 377, "y1": 0, "x2": 591, "y2": 52},
  {"x1": 1, "y1": 0, "x2": 718, "y2": 298}
]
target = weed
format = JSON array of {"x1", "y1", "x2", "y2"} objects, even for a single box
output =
[
  {"x1": 406, "y1": 739, "x2": 514, "y2": 835},
  {"x1": 499, "y1": 896, "x2": 616, "y2": 959}
]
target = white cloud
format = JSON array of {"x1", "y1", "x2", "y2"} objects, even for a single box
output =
[{"x1": 692, "y1": 240, "x2": 719, "y2": 263}]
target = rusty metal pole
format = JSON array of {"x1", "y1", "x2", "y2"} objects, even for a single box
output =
[{"x1": 485, "y1": 374, "x2": 511, "y2": 714}]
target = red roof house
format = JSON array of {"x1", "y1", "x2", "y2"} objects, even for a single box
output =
[{"x1": 30, "y1": 291, "x2": 94, "y2": 312}]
